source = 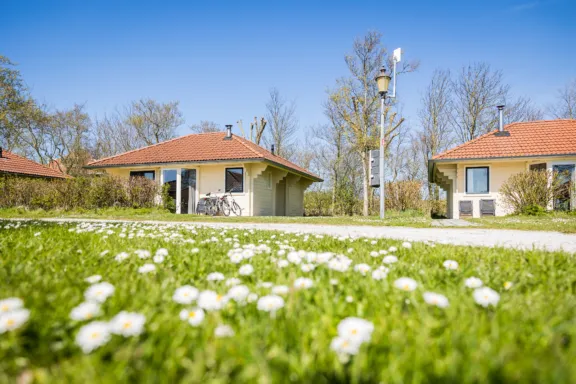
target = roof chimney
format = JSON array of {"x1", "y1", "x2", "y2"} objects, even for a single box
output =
[
  {"x1": 495, "y1": 105, "x2": 510, "y2": 137},
  {"x1": 225, "y1": 124, "x2": 232, "y2": 140},
  {"x1": 271, "y1": 144, "x2": 275, "y2": 155}
]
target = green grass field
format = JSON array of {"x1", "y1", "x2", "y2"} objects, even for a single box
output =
[{"x1": 0, "y1": 219, "x2": 575, "y2": 383}]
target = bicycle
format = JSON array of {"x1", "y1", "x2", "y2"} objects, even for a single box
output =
[{"x1": 214, "y1": 189, "x2": 242, "y2": 216}]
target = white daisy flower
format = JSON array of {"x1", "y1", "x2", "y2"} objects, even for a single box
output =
[
  {"x1": 277, "y1": 259, "x2": 289, "y2": 268},
  {"x1": 293, "y1": 277, "x2": 313, "y2": 289},
  {"x1": 257, "y1": 282, "x2": 273, "y2": 289},
  {"x1": 0, "y1": 309, "x2": 30, "y2": 333},
  {"x1": 388, "y1": 246, "x2": 398, "y2": 252},
  {"x1": 99, "y1": 250, "x2": 110, "y2": 257},
  {"x1": 382, "y1": 255, "x2": 398, "y2": 264},
  {"x1": 138, "y1": 264, "x2": 156, "y2": 274},
  {"x1": 423, "y1": 292, "x2": 449, "y2": 308},
  {"x1": 369, "y1": 251, "x2": 379, "y2": 257},
  {"x1": 70, "y1": 302, "x2": 101, "y2": 321},
  {"x1": 227, "y1": 285, "x2": 250, "y2": 302},
  {"x1": 330, "y1": 336, "x2": 362, "y2": 356},
  {"x1": 0, "y1": 298, "x2": 23, "y2": 314},
  {"x1": 257, "y1": 295, "x2": 285, "y2": 312},
  {"x1": 85, "y1": 275, "x2": 102, "y2": 284},
  {"x1": 402, "y1": 242, "x2": 412, "y2": 249},
  {"x1": 109, "y1": 311, "x2": 146, "y2": 337},
  {"x1": 301, "y1": 263, "x2": 315, "y2": 272},
  {"x1": 337, "y1": 317, "x2": 374, "y2": 343},
  {"x1": 464, "y1": 277, "x2": 483, "y2": 288},
  {"x1": 287, "y1": 252, "x2": 302, "y2": 264},
  {"x1": 371, "y1": 268, "x2": 388, "y2": 280},
  {"x1": 271, "y1": 285, "x2": 289, "y2": 295},
  {"x1": 197, "y1": 290, "x2": 228, "y2": 311},
  {"x1": 84, "y1": 282, "x2": 115, "y2": 303},
  {"x1": 155, "y1": 248, "x2": 169, "y2": 257},
  {"x1": 229, "y1": 253, "x2": 243, "y2": 264},
  {"x1": 173, "y1": 285, "x2": 199, "y2": 304},
  {"x1": 114, "y1": 252, "x2": 129, "y2": 262},
  {"x1": 473, "y1": 287, "x2": 500, "y2": 307},
  {"x1": 214, "y1": 324, "x2": 235, "y2": 338},
  {"x1": 153, "y1": 255, "x2": 165, "y2": 263},
  {"x1": 345, "y1": 295, "x2": 354, "y2": 303},
  {"x1": 135, "y1": 249, "x2": 151, "y2": 259},
  {"x1": 179, "y1": 308, "x2": 205, "y2": 326},
  {"x1": 443, "y1": 260, "x2": 459, "y2": 270},
  {"x1": 225, "y1": 278, "x2": 241, "y2": 287},
  {"x1": 504, "y1": 281, "x2": 513, "y2": 290},
  {"x1": 353, "y1": 263, "x2": 371, "y2": 275},
  {"x1": 330, "y1": 279, "x2": 339, "y2": 286},
  {"x1": 75, "y1": 321, "x2": 111, "y2": 353},
  {"x1": 378, "y1": 250, "x2": 388, "y2": 255},
  {"x1": 191, "y1": 248, "x2": 199, "y2": 254},
  {"x1": 207, "y1": 272, "x2": 225, "y2": 281},
  {"x1": 238, "y1": 264, "x2": 254, "y2": 276},
  {"x1": 393, "y1": 277, "x2": 418, "y2": 292}
]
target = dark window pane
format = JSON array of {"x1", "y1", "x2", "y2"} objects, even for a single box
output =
[
  {"x1": 466, "y1": 167, "x2": 489, "y2": 194},
  {"x1": 162, "y1": 170, "x2": 177, "y2": 213},
  {"x1": 553, "y1": 165, "x2": 574, "y2": 211},
  {"x1": 130, "y1": 170, "x2": 155, "y2": 180},
  {"x1": 225, "y1": 168, "x2": 244, "y2": 193},
  {"x1": 529, "y1": 163, "x2": 547, "y2": 172}
]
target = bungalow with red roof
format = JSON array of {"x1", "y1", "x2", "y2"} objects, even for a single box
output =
[
  {"x1": 429, "y1": 119, "x2": 576, "y2": 219},
  {"x1": 85, "y1": 128, "x2": 322, "y2": 216},
  {"x1": 0, "y1": 148, "x2": 69, "y2": 179}
]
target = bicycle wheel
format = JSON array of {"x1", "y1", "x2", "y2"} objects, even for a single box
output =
[
  {"x1": 219, "y1": 199, "x2": 231, "y2": 216},
  {"x1": 230, "y1": 201, "x2": 242, "y2": 216}
]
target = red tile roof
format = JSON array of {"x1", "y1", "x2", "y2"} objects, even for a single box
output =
[
  {"x1": 86, "y1": 132, "x2": 322, "y2": 181},
  {"x1": 433, "y1": 119, "x2": 576, "y2": 160},
  {"x1": 0, "y1": 150, "x2": 70, "y2": 179}
]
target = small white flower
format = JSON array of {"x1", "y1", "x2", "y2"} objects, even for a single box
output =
[
  {"x1": 354, "y1": 263, "x2": 371, "y2": 275},
  {"x1": 378, "y1": 250, "x2": 388, "y2": 255},
  {"x1": 388, "y1": 246, "x2": 398, "y2": 252},
  {"x1": 293, "y1": 277, "x2": 313, "y2": 289},
  {"x1": 109, "y1": 311, "x2": 146, "y2": 337},
  {"x1": 345, "y1": 295, "x2": 354, "y2": 303},
  {"x1": 258, "y1": 282, "x2": 273, "y2": 289},
  {"x1": 337, "y1": 317, "x2": 374, "y2": 343},
  {"x1": 473, "y1": 287, "x2": 500, "y2": 307},
  {"x1": 257, "y1": 295, "x2": 285, "y2": 312},
  {"x1": 70, "y1": 302, "x2": 101, "y2": 321},
  {"x1": 229, "y1": 253, "x2": 244, "y2": 264},
  {"x1": 99, "y1": 250, "x2": 110, "y2": 257},
  {"x1": 135, "y1": 249, "x2": 151, "y2": 259},
  {"x1": 84, "y1": 282, "x2": 115, "y2": 303},
  {"x1": 369, "y1": 251, "x2": 379, "y2": 257},
  {"x1": 155, "y1": 248, "x2": 169, "y2": 257},
  {"x1": 347, "y1": 248, "x2": 354, "y2": 253},
  {"x1": 173, "y1": 285, "x2": 199, "y2": 304},
  {"x1": 423, "y1": 292, "x2": 449, "y2": 308},
  {"x1": 191, "y1": 248, "x2": 199, "y2": 254},
  {"x1": 330, "y1": 279, "x2": 339, "y2": 286},
  {"x1": 85, "y1": 275, "x2": 102, "y2": 284},
  {"x1": 277, "y1": 259, "x2": 289, "y2": 268},
  {"x1": 393, "y1": 277, "x2": 418, "y2": 292},
  {"x1": 287, "y1": 252, "x2": 302, "y2": 264},
  {"x1": 271, "y1": 285, "x2": 289, "y2": 295},
  {"x1": 238, "y1": 264, "x2": 254, "y2": 276},
  {"x1": 301, "y1": 263, "x2": 315, "y2": 272},
  {"x1": 34, "y1": 232, "x2": 41, "y2": 237},
  {"x1": 0, "y1": 298, "x2": 23, "y2": 314},
  {"x1": 207, "y1": 272, "x2": 225, "y2": 281},
  {"x1": 197, "y1": 290, "x2": 228, "y2": 311},
  {"x1": 179, "y1": 308, "x2": 205, "y2": 326},
  {"x1": 0, "y1": 309, "x2": 30, "y2": 333},
  {"x1": 402, "y1": 242, "x2": 412, "y2": 249},
  {"x1": 228, "y1": 285, "x2": 250, "y2": 302},
  {"x1": 382, "y1": 255, "x2": 398, "y2": 264},
  {"x1": 504, "y1": 281, "x2": 513, "y2": 290},
  {"x1": 114, "y1": 252, "x2": 129, "y2": 262},
  {"x1": 215, "y1": 324, "x2": 235, "y2": 338},
  {"x1": 464, "y1": 277, "x2": 483, "y2": 288},
  {"x1": 330, "y1": 336, "x2": 362, "y2": 356},
  {"x1": 225, "y1": 278, "x2": 241, "y2": 287},
  {"x1": 443, "y1": 260, "x2": 459, "y2": 270},
  {"x1": 75, "y1": 321, "x2": 110, "y2": 353},
  {"x1": 138, "y1": 264, "x2": 156, "y2": 274},
  {"x1": 371, "y1": 267, "x2": 388, "y2": 280},
  {"x1": 153, "y1": 255, "x2": 165, "y2": 263}
]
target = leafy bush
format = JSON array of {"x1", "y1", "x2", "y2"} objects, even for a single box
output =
[
  {"x1": 500, "y1": 170, "x2": 562, "y2": 215},
  {"x1": 384, "y1": 180, "x2": 423, "y2": 211},
  {"x1": 521, "y1": 204, "x2": 547, "y2": 216},
  {"x1": 0, "y1": 175, "x2": 160, "y2": 210}
]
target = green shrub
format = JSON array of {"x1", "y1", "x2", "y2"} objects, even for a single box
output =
[
  {"x1": 521, "y1": 204, "x2": 547, "y2": 216},
  {"x1": 500, "y1": 170, "x2": 562, "y2": 215}
]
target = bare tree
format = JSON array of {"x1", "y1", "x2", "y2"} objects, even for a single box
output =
[
  {"x1": 548, "y1": 79, "x2": 576, "y2": 119},
  {"x1": 92, "y1": 111, "x2": 139, "y2": 158},
  {"x1": 190, "y1": 120, "x2": 221, "y2": 133},
  {"x1": 264, "y1": 88, "x2": 298, "y2": 159},
  {"x1": 49, "y1": 104, "x2": 92, "y2": 175},
  {"x1": 250, "y1": 116, "x2": 267, "y2": 145},
  {"x1": 327, "y1": 31, "x2": 418, "y2": 215},
  {"x1": 126, "y1": 99, "x2": 184, "y2": 145}
]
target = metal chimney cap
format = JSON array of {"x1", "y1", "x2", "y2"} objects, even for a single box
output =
[
  {"x1": 224, "y1": 125, "x2": 233, "y2": 139},
  {"x1": 497, "y1": 105, "x2": 505, "y2": 110}
]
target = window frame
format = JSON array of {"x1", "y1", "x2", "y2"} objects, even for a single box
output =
[
  {"x1": 265, "y1": 171, "x2": 273, "y2": 190},
  {"x1": 225, "y1": 167, "x2": 244, "y2": 193},
  {"x1": 129, "y1": 170, "x2": 156, "y2": 181},
  {"x1": 465, "y1": 166, "x2": 489, "y2": 195}
]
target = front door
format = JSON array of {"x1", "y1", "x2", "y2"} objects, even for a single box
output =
[
  {"x1": 553, "y1": 165, "x2": 575, "y2": 211},
  {"x1": 180, "y1": 169, "x2": 197, "y2": 214}
]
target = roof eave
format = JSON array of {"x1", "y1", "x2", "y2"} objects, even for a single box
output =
[{"x1": 431, "y1": 152, "x2": 576, "y2": 163}]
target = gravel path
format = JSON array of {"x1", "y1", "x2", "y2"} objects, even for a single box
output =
[{"x1": 9, "y1": 217, "x2": 576, "y2": 253}]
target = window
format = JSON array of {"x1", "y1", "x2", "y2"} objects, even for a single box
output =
[
  {"x1": 265, "y1": 172, "x2": 272, "y2": 189},
  {"x1": 130, "y1": 170, "x2": 155, "y2": 180},
  {"x1": 530, "y1": 163, "x2": 547, "y2": 172},
  {"x1": 466, "y1": 167, "x2": 489, "y2": 194},
  {"x1": 225, "y1": 168, "x2": 244, "y2": 193}
]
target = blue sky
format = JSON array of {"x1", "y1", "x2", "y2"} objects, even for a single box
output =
[{"x1": 2, "y1": 0, "x2": 575, "y2": 139}]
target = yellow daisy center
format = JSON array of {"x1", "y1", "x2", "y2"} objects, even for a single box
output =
[
  {"x1": 123, "y1": 321, "x2": 132, "y2": 329},
  {"x1": 6, "y1": 319, "x2": 15, "y2": 326},
  {"x1": 188, "y1": 311, "x2": 196, "y2": 318},
  {"x1": 90, "y1": 332, "x2": 100, "y2": 339}
]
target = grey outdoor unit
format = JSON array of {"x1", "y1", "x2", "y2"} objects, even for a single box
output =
[
  {"x1": 459, "y1": 201, "x2": 473, "y2": 217},
  {"x1": 369, "y1": 149, "x2": 380, "y2": 187},
  {"x1": 480, "y1": 199, "x2": 496, "y2": 216}
]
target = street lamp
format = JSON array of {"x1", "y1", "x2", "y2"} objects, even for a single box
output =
[{"x1": 375, "y1": 67, "x2": 391, "y2": 219}]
